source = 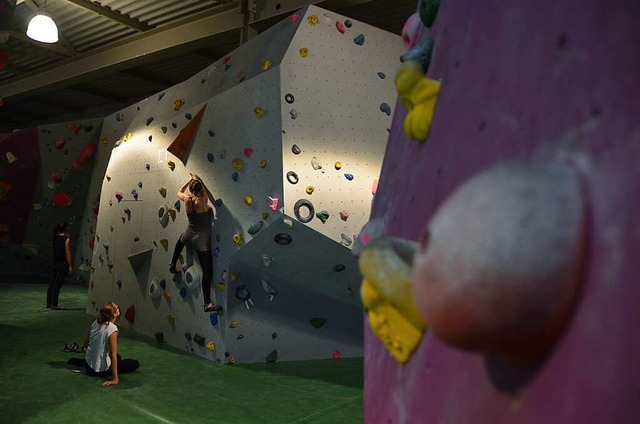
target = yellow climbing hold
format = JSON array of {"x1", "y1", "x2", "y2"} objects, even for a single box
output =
[
  {"x1": 122, "y1": 132, "x2": 133, "y2": 142},
  {"x1": 217, "y1": 282, "x2": 226, "y2": 292},
  {"x1": 395, "y1": 61, "x2": 441, "y2": 142},
  {"x1": 228, "y1": 356, "x2": 236, "y2": 365},
  {"x1": 167, "y1": 314, "x2": 176, "y2": 323},
  {"x1": 167, "y1": 161, "x2": 176, "y2": 171},
  {"x1": 358, "y1": 238, "x2": 427, "y2": 363},
  {"x1": 163, "y1": 292, "x2": 171, "y2": 301},
  {"x1": 159, "y1": 187, "x2": 167, "y2": 197},
  {"x1": 260, "y1": 160, "x2": 267, "y2": 168},
  {"x1": 206, "y1": 341, "x2": 216, "y2": 351},
  {"x1": 253, "y1": 107, "x2": 264, "y2": 119},
  {"x1": 230, "y1": 321, "x2": 238, "y2": 328},
  {"x1": 159, "y1": 239, "x2": 169, "y2": 250},
  {"x1": 230, "y1": 272, "x2": 239, "y2": 281},
  {"x1": 233, "y1": 233, "x2": 244, "y2": 246},
  {"x1": 167, "y1": 209, "x2": 176, "y2": 220},
  {"x1": 334, "y1": 161, "x2": 342, "y2": 170},
  {"x1": 101, "y1": 137, "x2": 109, "y2": 146},
  {"x1": 299, "y1": 48, "x2": 309, "y2": 58},
  {"x1": 173, "y1": 99, "x2": 185, "y2": 111},
  {"x1": 261, "y1": 60, "x2": 272, "y2": 71},
  {"x1": 306, "y1": 186, "x2": 315, "y2": 195},
  {"x1": 232, "y1": 158, "x2": 244, "y2": 171},
  {"x1": 244, "y1": 196, "x2": 254, "y2": 206},
  {"x1": 307, "y1": 15, "x2": 319, "y2": 26},
  {"x1": 262, "y1": 212, "x2": 269, "y2": 220}
]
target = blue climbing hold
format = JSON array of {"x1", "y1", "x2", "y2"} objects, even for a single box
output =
[
  {"x1": 208, "y1": 130, "x2": 215, "y2": 137},
  {"x1": 401, "y1": 38, "x2": 435, "y2": 73},
  {"x1": 214, "y1": 247, "x2": 220, "y2": 258},
  {"x1": 377, "y1": 72, "x2": 386, "y2": 79},
  {"x1": 180, "y1": 287, "x2": 187, "y2": 298},
  {"x1": 231, "y1": 172, "x2": 239, "y2": 182},
  {"x1": 174, "y1": 200, "x2": 181, "y2": 212},
  {"x1": 224, "y1": 64, "x2": 231, "y2": 71},
  {"x1": 138, "y1": 182, "x2": 143, "y2": 188},
  {"x1": 185, "y1": 113, "x2": 192, "y2": 120},
  {"x1": 215, "y1": 199, "x2": 223, "y2": 207},
  {"x1": 184, "y1": 332, "x2": 192, "y2": 341},
  {"x1": 116, "y1": 280, "x2": 122, "y2": 288},
  {"x1": 146, "y1": 117, "x2": 154, "y2": 126},
  {"x1": 380, "y1": 103, "x2": 391, "y2": 116},
  {"x1": 354, "y1": 34, "x2": 365, "y2": 46},
  {"x1": 210, "y1": 313, "x2": 219, "y2": 326},
  {"x1": 146, "y1": 164, "x2": 150, "y2": 171},
  {"x1": 158, "y1": 92, "x2": 165, "y2": 101},
  {"x1": 345, "y1": 173, "x2": 354, "y2": 181},
  {"x1": 207, "y1": 153, "x2": 214, "y2": 162}
]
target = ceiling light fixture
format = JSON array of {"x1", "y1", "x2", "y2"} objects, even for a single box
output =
[{"x1": 26, "y1": 6, "x2": 59, "y2": 44}]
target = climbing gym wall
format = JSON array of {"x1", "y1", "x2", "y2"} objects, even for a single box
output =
[
  {"x1": 88, "y1": 5, "x2": 402, "y2": 364},
  {"x1": 361, "y1": 0, "x2": 640, "y2": 423},
  {"x1": 21, "y1": 119, "x2": 102, "y2": 272},
  {"x1": 0, "y1": 129, "x2": 43, "y2": 279}
]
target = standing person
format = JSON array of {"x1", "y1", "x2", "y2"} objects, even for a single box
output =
[
  {"x1": 169, "y1": 173, "x2": 221, "y2": 313},
  {"x1": 46, "y1": 221, "x2": 72, "y2": 310},
  {"x1": 67, "y1": 301, "x2": 139, "y2": 386}
]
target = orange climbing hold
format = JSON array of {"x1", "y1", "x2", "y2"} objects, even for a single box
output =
[{"x1": 167, "y1": 103, "x2": 207, "y2": 164}]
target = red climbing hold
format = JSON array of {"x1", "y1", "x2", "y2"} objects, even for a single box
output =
[
  {"x1": 52, "y1": 171, "x2": 62, "y2": 184},
  {"x1": 291, "y1": 14, "x2": 299, "y2": 24},
  {"x1": 53, "y1": 137, "x2": 65, "y2": 149},
  {"x1": 73, "y1": 143, "x2": 97, "y2": 171},
  {"x1": 52, "y1": 192, "x2": 73, "y2": 207},
  {"x1": 336, "y1": 21, "x2": 346, "y2": 34},
  {"x1": 125, "y1": 304, "x2": 135, "y2": 323},
  {"x1": 243, "y1": 147, "x2": 253, "y2": 158},
  {"x1": 332, "y1": 350, "x2": 342, "y2": 359}
]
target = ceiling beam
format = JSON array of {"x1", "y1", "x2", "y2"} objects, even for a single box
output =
[
  {"x1": 61, "y1": 0, "x2": 155, "y2": 32},
  {"x1": 248, "y1": 0, "x2": 376, "y2": 22},
  {"x1": 0, "y1": 5, "x2": 244, "y2": 101},
  {"x1": 70, "y1": 84, "x2": 130, "y2": 104},
  {"x1": 120, "y1": 68, "x2": 178, "y2": 87},
  {"x1": 27, "y1": 97, "x2": 84, "y2": 113},
  {"x1": 8, "y1": 30, "x2": 75, "y2": 57},
  {"x1": 21, "y1": 0, "x2": 77, "y2": 52}
]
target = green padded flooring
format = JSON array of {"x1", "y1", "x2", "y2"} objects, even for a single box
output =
[{"x1": 0, "y1": 284, "x2": 363, "y2": 424}]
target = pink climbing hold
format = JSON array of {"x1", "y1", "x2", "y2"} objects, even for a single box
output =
[
  {"x1": 340, "y1": 210, "x2": 349, "y2": 221},
  {"x1": 244, "y1": 148, "x2": 254, "y2": 158},
  {"x1": 291, "y1": 13, "x2": 300, "y2": 24},
  {"x1": 372, "y1": 179, "x2": 379, "y2": 195},
  {"x1": 336, "y1": 21, "x2": 346, "y2": 34},
  {"x1": 52, "y1": 192, "x2": 73, "y2": 208},
  {"x1": 332, "y1": 351, "x2": 342, "y2": 359},
  {"x1": 267, "y1": 196, "x2": 279, "y2": 212},
  {"x1": 52, "y1": 171, "x2": 62, "y2": 184},
  {"x1": 402, "y1": 13, "x2": 422, "y2": 50}
]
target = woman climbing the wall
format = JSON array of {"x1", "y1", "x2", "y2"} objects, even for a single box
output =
[
  {"x1": 66, "y1": 301, "x2": 139, "y2": 386},
  {"x1": 46, "y1": 221, "x2": 72, "y2": 310},
  {"x1": 169, "y1": 173, "x2": 222, "y2": 313}
]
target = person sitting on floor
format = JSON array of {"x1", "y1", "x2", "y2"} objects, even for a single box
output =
[{"x1": 67, "y1": 301, "x2": 139, "y2": 386}]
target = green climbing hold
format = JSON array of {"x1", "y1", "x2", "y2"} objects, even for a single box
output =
[
  {"x1": 248, "y1": 221, "x2": 264, "y2": 235},
  {"x1": 265, "y1": 349, "x2": 278, "y2": 363},
  {"x1": 316, "y1": 210, "x2": 330, "y2": 224},
  {"x1": 401, "y1": 39, "x2": 435, "y2": 74},
  {"x1": 418, "y1": 0, "x2": 440, "y2": 28},
  {"x1": 310, "y1": 317, "x2": 327, "y2": 329}
]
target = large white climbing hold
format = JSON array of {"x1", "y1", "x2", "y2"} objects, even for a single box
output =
[
  {"x1": 185, "y1": 266, "x2": 201, "y2": 292},
  {"x1": 311, "y1": 157, "x2": 322, "y2": 170},
  {"x1": 413, "y1": 160, "x2": 586, "y2": 364}
]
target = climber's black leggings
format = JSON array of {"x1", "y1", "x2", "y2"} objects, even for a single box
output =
[
  {"x1": 67, "y1": 354, "x2": 139, "y2": 376},
  {"x1": 170, "y1": 240, "x2": 214, "y2": 305}
]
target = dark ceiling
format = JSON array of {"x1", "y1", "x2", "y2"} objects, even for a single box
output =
[{"x1": 0, "y1": 0, "x2": 416, "y2": 133}]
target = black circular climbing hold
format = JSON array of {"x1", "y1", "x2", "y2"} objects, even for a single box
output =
[
  {"x1": 274, "y1": 233, "x2": 292, "y2": 245},
  {"x1": 333, "y1": 264, "x2": 345, "y2": 272},
  {"x1": 286, "y1": 171, "x2": 299, "y2": 184},
  {"x1": 345, "y1": 20, "x2": 352, "y2": 28},
  {"x1": 285, "y1": 93, "x2": 295, "y2": 104},
  {"x1": 235, "y1": 285, "x2": 251, "y2": 301},
  {"x1": 291, "y1": 144, "x2": 301, "y2": 155},
  {"x1": 294, "y1": 199, "x2": 315, "y2": 223}
]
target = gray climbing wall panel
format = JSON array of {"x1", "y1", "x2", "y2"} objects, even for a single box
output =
[
  {"x1": 226, "y1": 215, "x2": 362, "y2": 363},
  {"x1": 88, "y1": 5, "x2": 401, "y2": 363}
]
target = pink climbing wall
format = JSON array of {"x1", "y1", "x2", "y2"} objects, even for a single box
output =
[
  {"x1": 0, "y1": 129, "x2": 40, "y2": 243},
  {"x1": 366, "y1": 0, "x2": 640, "y2": 423}
]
